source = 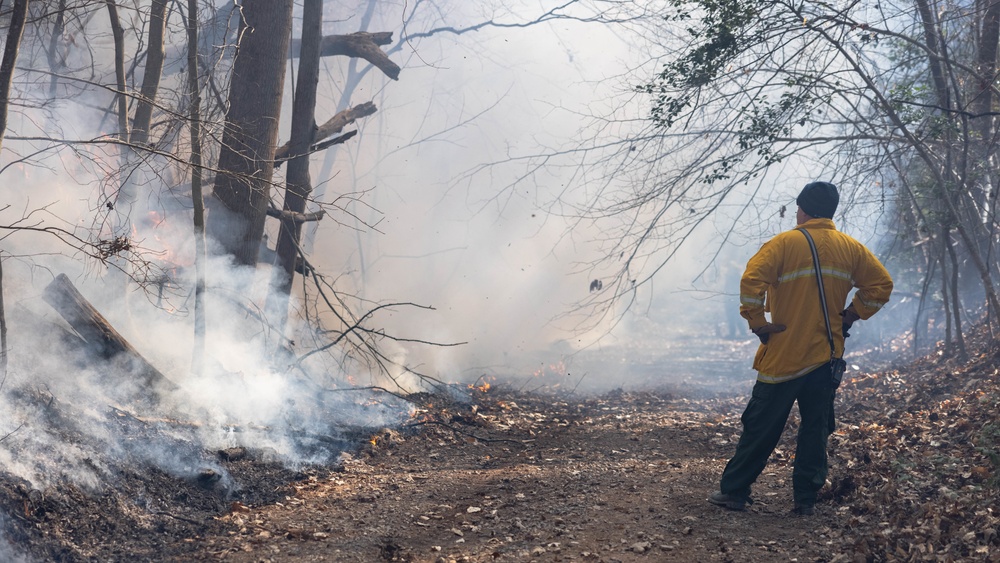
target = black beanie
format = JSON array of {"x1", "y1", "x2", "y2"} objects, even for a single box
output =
[{"x1": 796, "y1": 181, "x2": 839, "y2": 219}]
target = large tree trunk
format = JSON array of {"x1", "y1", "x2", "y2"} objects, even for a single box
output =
[
  {"x1": 131, "y1": 0, "x2": 168, "y2": 147},
  {"x1": 266, "y1": 0, "x2": 323, "y2": 332},
  {"x1": 207, "y1": 0, "x2": 294, "y2": 266},
  {"x1": 0, "y1": 0, "x2": 28, "y2": 153}
]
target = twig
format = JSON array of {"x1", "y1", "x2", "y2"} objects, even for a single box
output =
[
  {"x1": 0, "y1": 420, "x2": 26, "y2": 444},
  {"x1": 405, "y1": 419, "x2": 527, "y2": 447},
  {"x1": 151, "y1": 510, "x2": 205, "y2": 526}
]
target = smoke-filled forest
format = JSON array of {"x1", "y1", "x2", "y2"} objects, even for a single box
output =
[{"x1": 0, "y1": 0, "x2": 999, "y2": 561}]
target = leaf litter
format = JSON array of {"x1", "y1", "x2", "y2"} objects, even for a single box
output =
[{"x1": 0, "y1": 330, "x2": 999, "y2": 561}]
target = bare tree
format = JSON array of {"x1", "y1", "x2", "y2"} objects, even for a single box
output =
[
  {"x1": 0, "y1": 0, "x2": 30, "y2": 379},
  {"x1": 186, "y1": 0, "x2": 206, "y2": 377},
  {"x1": 131, "y1": 0, "x2": 168, "y2": 147}
]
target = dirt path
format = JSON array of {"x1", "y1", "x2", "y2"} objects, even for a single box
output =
[
  {"x1": 6, "y1": 331, "x2": 998, "y2": 561},
  {"x1": 195, "y1": 389, "x2": 843, "y2": 562}
]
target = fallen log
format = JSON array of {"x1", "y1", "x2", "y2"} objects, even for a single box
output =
[{"x1": 43, "y1": 273, "x2": 178, "y2": 399}]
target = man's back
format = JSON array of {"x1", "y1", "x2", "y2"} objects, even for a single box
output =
[{"x1": 740, "y1": 218, "x2": 893, "y2": 382}]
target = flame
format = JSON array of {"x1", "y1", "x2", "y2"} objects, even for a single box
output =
[
  {"x1": 532, "y1": 360, "x2": 568, "y2": 379},
  {"x1": 145, "y1": 210, "x2": 166, "y2": 228},
  {"x1": 141, "y1": 211, "x2": 190, "y2": 269},
  {"x1": 468, "y1": 381, "x2": 491, "y2": 393}
]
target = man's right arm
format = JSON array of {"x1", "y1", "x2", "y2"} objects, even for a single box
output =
[{"x1": 850, "y1": 245, "x2": 894, "y2": 320}]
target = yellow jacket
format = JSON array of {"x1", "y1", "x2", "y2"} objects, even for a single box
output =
[{"x1": 740, "y1": 218, "x2": 893, "y2": 383}]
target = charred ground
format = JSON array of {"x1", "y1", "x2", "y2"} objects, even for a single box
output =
[{"x1": 2, "y1": 331, "x2": 1000, "y2": 562}]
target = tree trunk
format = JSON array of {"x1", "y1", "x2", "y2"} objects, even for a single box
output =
[
  {"x1": 940, "y1": 229, "x2": 952, "y2": 354},
  {"x1": 45, "y1": 0, "x2": 66, "y2": 96},
  {"x1": 187, "y1": 0, "x2": 206, "y2": 377},
  {"x1": 0, "y1": 0, "x2": 30, "y2": 152},
  {"x1": 266, "y1": 0, "x2": 324, "y2": 333},
  {"x1": 207, "y1": 0, "x2": 294, "y2": 266},
  {"x1": 104, "y1": 0, "x2": 138, "y2": 248},
  {"x1": 306, "y1": 0, "x2": 378, "y2": 257},
  {"x1": 915, "y1": 0, "x2": 951, "y2": 109},
  {"x1": 975, "y1": 1, "x2": 1000, "y2": 146},
  {"x1": 105, "y1": 0, "x2": 130, "y2": 143},
  {"x1": 131, "y1": 0, "x2": 168, "y2": 147},
  {"x1": 0, "y1": 253, "x2": 6, "y2": 382},
  {"x1": 945, "y1": 230, "x2": 968, "y2": 358},
  {"x1": 0, "y1": 0, "x2": 30, "y2": 380}
]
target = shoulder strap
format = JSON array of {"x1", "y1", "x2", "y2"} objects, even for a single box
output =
[{"x1": 799, "y1": 228, "x2": 836, "y2": 360}]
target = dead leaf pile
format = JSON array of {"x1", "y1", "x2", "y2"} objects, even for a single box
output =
[{"x1": 821, "y1": 332, "x2": 1000, "y2": 561}]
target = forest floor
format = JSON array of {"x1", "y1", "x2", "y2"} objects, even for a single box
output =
[{"x1": 3, "y1": 329, "x2": 1000, "y2": 562}]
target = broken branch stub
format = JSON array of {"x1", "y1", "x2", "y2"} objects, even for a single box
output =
[
  {"x1": 273, "y1": 103, "x2": 375, "y2": 165},
  {"x1": 265, "y1": 206, "x2": 325, "y2": 223},
  {"x1": 43, "y1": 273, "x2": 178, "y2": 399},
  {"x1": 290, "y1": 31, "x2": 400, "y2": 80}
]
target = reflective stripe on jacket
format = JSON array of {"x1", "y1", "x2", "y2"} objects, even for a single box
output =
[{"x1": 740, "y1": 218, "x2": 893, "y2": 383}]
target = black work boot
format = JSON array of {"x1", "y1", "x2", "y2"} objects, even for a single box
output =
[
  {"x1": 708, "y1": 492, "x2": 750, "y2": 511},
  {"x1": 792, "y1": 503, "x2": 815, "y2": 516}
]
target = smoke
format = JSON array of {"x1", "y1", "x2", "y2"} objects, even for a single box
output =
[
  {"x1": 0, "y1": 0, "x2": 912, "y2": 501},
  {"x1": 0, "y1": 0, "x2": 595, "y2": 497},
  {"x1": 0, "y1": 150, "x2": 415, "y2": 492},
  {"x1": 289, "y1": 2, "x2": 694, "y2": 385},
  {"x1": 0, "y1": 512, "x2": 31, "y2": 563}
]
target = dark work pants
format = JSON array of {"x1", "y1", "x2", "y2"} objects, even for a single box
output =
[{"x1": 719, "y1": 363, "x2": 835, "y2": 506}]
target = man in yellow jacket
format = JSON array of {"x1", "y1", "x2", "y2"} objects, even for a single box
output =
[{"x1": 709, "y1": 181, "x2": 893, "y2": 515}]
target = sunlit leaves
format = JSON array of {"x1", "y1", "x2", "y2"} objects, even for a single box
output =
[{"x1": 639, "y1": 0, "x2": 763, "y2": 129}]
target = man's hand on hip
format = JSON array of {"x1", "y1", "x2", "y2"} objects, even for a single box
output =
[
  {"x1": 752, "y1": 323, "x2": 786, "y2": 344},
  {"x1": 841, "y1": 305, "x2": 861, "y2": 337}
]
